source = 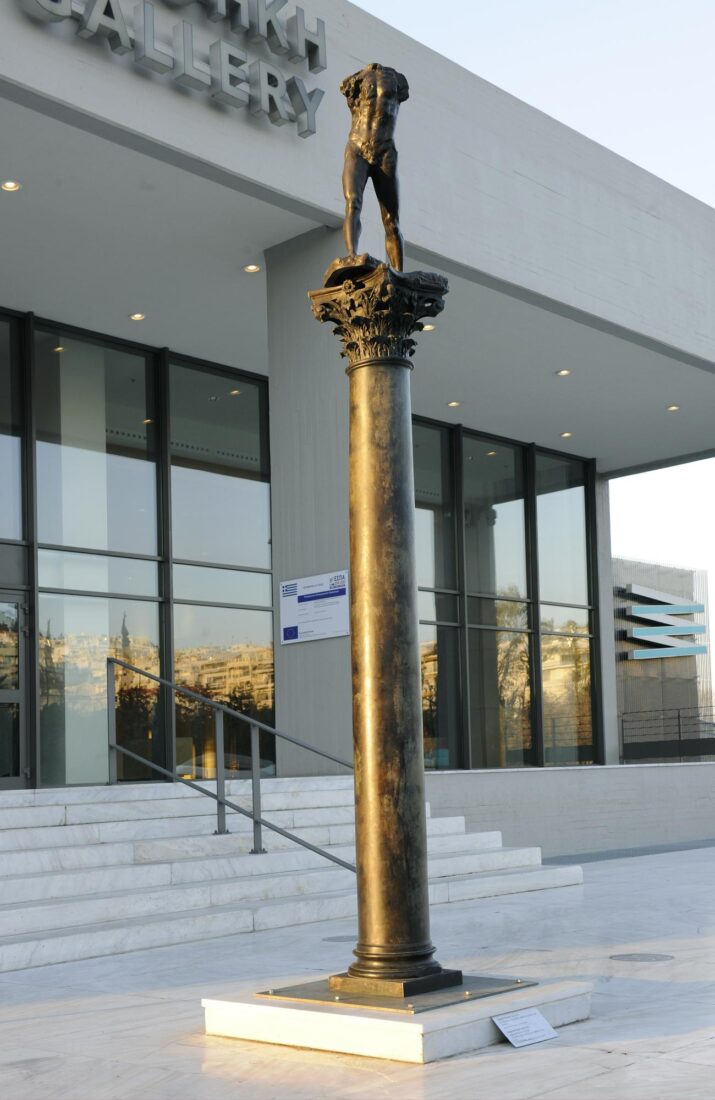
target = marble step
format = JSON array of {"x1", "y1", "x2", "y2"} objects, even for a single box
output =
[
  {"x1": 0, "y1": 774, "x2": 356, "y2": 810},
  {"x1": 0, "y1": 840, "x2": 137, "y2": 878},
  {"x1": 0, "y1": 810, "x2": 462, "y2": 853},
  {"x1": 0, "y1": 866, "x2": 358, "y2": 937},
  {"x1": 0, "y1": 782, "x2": 359, "y2": 820},
  {"x1": 0, "y1": 844, "x2": 542, "y2": 935},
  {"x1": 132, "y1": 827, "x2": 503, "y2": 864},
  {"x1": 0, "y1": 863, "x2": 582, "y2": 974},
  {"x1": 0, "y1": 859, "x2": 355, "y2": 908},
  {"x1": 431, "y1": 863, "x2": 583, "y2": 902},
  {"x1": 0, "y1": 791, "x2": 361, "y2": 832},
  {"x1": 0, "y1": 827, "x2": 506, "y2": 898}
]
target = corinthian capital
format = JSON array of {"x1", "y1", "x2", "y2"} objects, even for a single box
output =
[{"x1": 309, "y1": 255, "x2": 448, "y2": 370}]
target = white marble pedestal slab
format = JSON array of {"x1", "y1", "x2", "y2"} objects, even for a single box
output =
[{"x1": 202, "y1": 979, "x2": 591, "y2": 1064}]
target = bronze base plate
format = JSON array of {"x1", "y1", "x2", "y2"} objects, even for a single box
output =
[
  {"x1": 328, "y1": 968, "x2": 463, "y2": 998},
  {"x1": 256, "y1": 975, "x2": 537, "y2": 1015}
]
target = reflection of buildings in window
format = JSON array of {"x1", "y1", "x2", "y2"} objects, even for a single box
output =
[
  {"x1": 420, "y1": 639, "x2": 444, "y2": 768},
  {"x1": 39, "y1": 629, "x2": 160, "y2": 712},
  {"x1": 541, "y1": 635, "x2": 592, "y2": 748},
  {"x1": 174, "y1": 644, "x2": 275, "y2": 715},
  {"x1": 0, "y1": 615, "x2": 17, "y2": 687},
  {"x1": 494, "y1": 632, "x2": 531, "y2": 757},
  {"x1": 38, "y1": 631, "x2": 273, "y2": 717}
]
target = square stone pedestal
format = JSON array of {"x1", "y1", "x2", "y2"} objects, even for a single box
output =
[{"x1": 202, "y1": 977, "x2": 591, "y2": 1064}]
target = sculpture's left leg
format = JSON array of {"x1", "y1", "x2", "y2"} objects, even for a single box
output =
[{"x1": 373, "y1": 151, "x2": 403, "y2": 271}]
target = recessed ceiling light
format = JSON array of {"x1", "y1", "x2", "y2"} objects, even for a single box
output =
[
  {"x1": 243, "y1": 264, "x2": 261, "y2": 273},
  {"x1": 143, "y1": 418, "x2": 153, "y2": 425},
  {"x1": 129, "y1": 312, "x2": 145, "y2": 321},
  {"x1": 53, "y1": 345, "x2": 64, "y2": 353},
  {"x1": 230, "y1": 388, "x2": 241, "y2": 396},
  {"x1": 447, "y1": 400, "x2": 460, "y2": 408},
  {"x1": 422, "y1": 323, "x2": 436, "y2": 332},
  {"x1": 560, "y1": 431, "x2": 573, "y2": 439},
  {"x1": 555, "y1": 368, "x2": 571, "y2": 377},
  {"x1": 486, "y1": 450, "x2": 497, "y2": 456},
  {"x1": 1, "y1": 180, "x2": 22, "y2": 192},
  {"x1": 666, "y1": 404, "x2": 680, "y2": 412}
]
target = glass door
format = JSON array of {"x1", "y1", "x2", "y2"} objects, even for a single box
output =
[{"x1": 0, "y1": 595, "x2": 25, "y2": 789}]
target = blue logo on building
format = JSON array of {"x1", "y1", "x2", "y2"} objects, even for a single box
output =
[{"x1": 624, "y1": 583, "x2": 707, "y2": 660}]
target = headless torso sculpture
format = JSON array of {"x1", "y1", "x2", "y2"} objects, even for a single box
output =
[{"x1": 341, "y1": 63, "x2": 409, "y2": 272}]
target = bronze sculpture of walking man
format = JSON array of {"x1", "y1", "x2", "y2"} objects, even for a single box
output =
[{"x1": 340, "y1": 63, "x2": 409, "y2": 271}]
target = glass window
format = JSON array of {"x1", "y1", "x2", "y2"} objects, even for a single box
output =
[
  {"x1": 0, "y1": 705, "x2": 20, "y2": 781},
  {"x1": 173, "y1": 565, "x2": 271, "y2": 608},
  {"x1": 0, "y1": 545, "x2": 26, "y2": 589},
  {"x1": 39, "y1": 550, "x2": 158, "y2": 598},
  {"x1": 39, "y1": 595, "x2": 160, "y2": 785},
  {"x1": 541, "y1": 635, "x2": 594, "y2": 764},
  {"x1": 536, "y1": 454, "x2": 589, "y2": 606},
  {"x1": 469, "y1": 598, "x2": 529, "y2": 630},
  {"x1": 468, "y1": 630, "x2": 533, "y2": 768},
  {"x1": 0, "y1": 603, "x2": 19, "y2": 691},
  {"x1": 170, "y1": 364, "x2": 270, "y2": 568},
  {"x1": 35, "y1": 332, "x2": 157, "y2": 555},
  {"x1": 420, "y1": 624, "x2": 461, "y2": 769},
  {"x1": 417, "y1": 591, "x2": 459, "y2": 624},
  {"x1": 463, "y1": 436, "x2": 527, "y2": 598},
  {"x1": 0, "y1": 320, "x2": 22, "y2": 540},
  {"x1": 413, "y1": 423, "x2": 456, "y2": 591},
  {"x1": 540, "y1": 604, "x2": 590, "y2": 634},
  {"x1": 173, "y1": 605, "x2": 274, "y2": 779}
]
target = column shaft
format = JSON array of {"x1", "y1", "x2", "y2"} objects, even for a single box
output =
[{"x1": 347, "y1": 357, "x2": 437, "y2": 980}]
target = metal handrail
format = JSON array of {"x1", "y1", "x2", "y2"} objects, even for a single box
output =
[
  {"x1": 106, "y1": 658, "x2": 355, "y2": 873},
  {"x1": 109, "y1": 658, "x2": 353, "y2": 769}
]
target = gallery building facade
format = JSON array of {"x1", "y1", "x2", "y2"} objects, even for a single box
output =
[{"x1": 1, "y1": 0, "x2": 715, "y2": 827}]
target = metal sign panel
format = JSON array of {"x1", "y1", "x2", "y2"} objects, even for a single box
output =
[{"x1": 280, "y1": 570, "x2": 349, "y2": 645}]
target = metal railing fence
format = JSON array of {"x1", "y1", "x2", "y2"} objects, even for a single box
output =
[
  {"x1": 622, "y1": 704, "x2": 715, "y2": 762},
  {"x1": 106, "y1": 658, "x2": 355, "y2": 873}
]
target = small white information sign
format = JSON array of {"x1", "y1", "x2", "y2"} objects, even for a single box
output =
[
  {"x1": 280, "y1": 571, "x2": 350, "y2": 645},
  {"x1": 492, "y1": 1007, "x2": 558, "y2": 1048}
]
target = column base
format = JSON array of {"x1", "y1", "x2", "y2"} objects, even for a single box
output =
[
  {"x1": 203, "y1": 978, "x2": 591, "y2": 1063},
  {"x1": 329, "y1": 968, "x2": 463, "y2": 998}
]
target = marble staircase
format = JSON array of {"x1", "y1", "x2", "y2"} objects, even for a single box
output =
[{"x1": 0, "y1": 777, "x2": 582, "y2": 972}]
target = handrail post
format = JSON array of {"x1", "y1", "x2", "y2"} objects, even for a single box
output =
[
  {"x1": 107, "y1": 660, "x2": 118, "y2": 785},
  {"x1": 250, "y1": 722, "x2": 265, "y2": 854},
  {"x1": 214, "y1": 709, "x2": 228, "y2": 835}
]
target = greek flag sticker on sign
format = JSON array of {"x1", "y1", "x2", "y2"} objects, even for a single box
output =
[{"x1": 280, "y1": 571, "x2": 350, "y2": 645}]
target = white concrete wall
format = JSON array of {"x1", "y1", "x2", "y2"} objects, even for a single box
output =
[
  {"x1": 595, "y1": 476, "x2": 619, "y2": 764},
  {"x1": 266, "y1": 228, "x2": 353, "y2": 774},
  {"x1": 2, "y1": 0, "x2": 715, "y2": 362},
  {"x1": 425, "y1": 763, "x2": 715, "y2": 858}
]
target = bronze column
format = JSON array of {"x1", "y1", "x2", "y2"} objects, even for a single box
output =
[{"x1": 310, "y1": 257, "x2": 461, "y2": 997}]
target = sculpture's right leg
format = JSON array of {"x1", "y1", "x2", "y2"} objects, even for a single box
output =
[{"x1": 342, "y1": 144, "x2": 369, "y2": 257}]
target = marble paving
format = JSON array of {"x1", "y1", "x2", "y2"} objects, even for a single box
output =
[{"x1": 1, "y1": 847, "x2": 714, "y2": 1099}]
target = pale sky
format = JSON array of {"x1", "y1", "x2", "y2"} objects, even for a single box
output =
[
  {"x1": 609, "y1": 461, "x2": 715, "y2": 667},
  {"x1": 351, "y1": 0, "x2": 715, "y2": 209},
  {"x1": 356, "y1": 0, "x2": 715, "y2": 682}
]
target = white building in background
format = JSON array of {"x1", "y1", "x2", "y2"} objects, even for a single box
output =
[{"x1": 1, "y1": 0, "x2": 715, "y2": 850}]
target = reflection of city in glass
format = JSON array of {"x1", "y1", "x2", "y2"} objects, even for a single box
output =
[
  {"x1": 34, "y1": 334, "x2": 157, "y2": 555},
  {"x1": 541, "y1": 635, "x2": 593, "y2": 764},
  {"x1": 39, "y1": 597, "x2": 160, "y2": 785},
  {"x1": 0, "y1": 604, "x2": 19, "y2": 690},
  {"x1": 171, "y1": 362, "x2": 274, "y2": 779}
]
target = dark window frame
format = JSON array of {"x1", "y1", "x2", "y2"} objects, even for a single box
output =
[
  {"x1": 414, "y1": 415, "x2": 603, "y2": 770},
  {"x1": 0, "y1": 307, "x2": 272, "y2": 788}
]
